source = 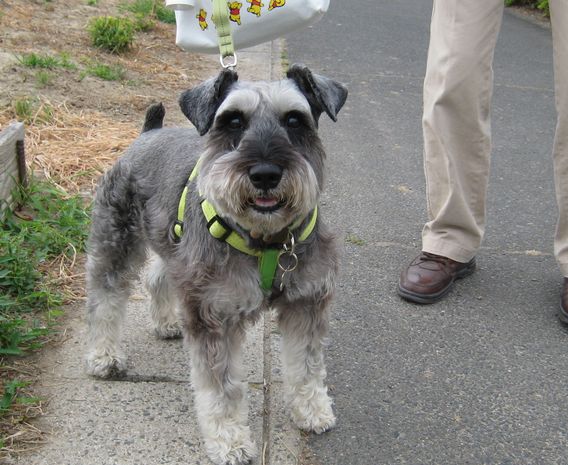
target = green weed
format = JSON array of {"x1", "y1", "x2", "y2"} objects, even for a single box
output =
[
  {"x1": 133, "y1": 16, "x2": 156, "y2": 32},
  {"x1": 39, "y1": 103, "x2": 55, "y2": 125},
  {"x1": 57, "y1": 52, "x2": 76, "y2": 69},
  {"x1": 0, "y1": 380, "x2": 29, "y2": 414},
  {"x1": 11, "y1": 98, "x2": 54, "y2": 125},
  {"x1": 346, "y1": 233, "x2": 366, "y2": 246},
  {"x1": 0, "y1": 179, "x2": 90, "y2": 356},
  {"x1": 121, "y1": 0, "x2": 176, "y2": 24},
  {"x1": 0, "y1": 378, "x2": 42, "y2": 447},
  {"x1": 505, "y1": 0, "x2": 549, "y2": 15},
  {"x1": 0, "y1": 180, "x2": 89, "y2": 445},
  {"x1": 155, "y1": 3, "x2": 176, "y2": 23},
  {"x1": 12, "y1": 98, "x2": 34, "y2": 123},
  {"x1": 83, "y1": 62, "x2": 126, "y2": 81},
  {"x1": 537, "y1": 0, "x2": 550, "y2": 14},
  {"x1": 17, "y1": 52, "x2": 76, "y2": 70},
  {"x1": 18, "y1": 53, "x2": 59, "y2": 68},
  {"x1": 88, "y1": 16, "x2": 135, "y2": 53},
  {"x1": 36, "y1": 70, "x2": 53, "y2": 87}
]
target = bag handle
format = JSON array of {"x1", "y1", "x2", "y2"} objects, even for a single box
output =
[{"x1": 212, "y1": 0, "x2": 237, "y2": 68}]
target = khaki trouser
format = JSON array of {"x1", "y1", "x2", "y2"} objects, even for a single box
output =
[{"x1": 421, "y1": 0, "x2": 568, "y2": 275}]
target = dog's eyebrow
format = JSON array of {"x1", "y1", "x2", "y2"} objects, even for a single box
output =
[
  {"x1": 267, "y1": 83, "x2": 312, "y2": 118},
  {"x1": 216, "y1": 89, "x2": 260, "y2": 118}
]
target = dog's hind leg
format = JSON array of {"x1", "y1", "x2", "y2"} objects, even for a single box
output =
[
  {"x1": 145, "y1": 253, "x2": 182, "y2": 339},
  {"x1": 187, "y1": 318, "x2": 257, "y2": 465},
  {"x1": 85, "y1": 164, "x2": 147, "y2": 378},
  {"x1": 277, "y1": 299, "x2": 336, "y2": 434}
]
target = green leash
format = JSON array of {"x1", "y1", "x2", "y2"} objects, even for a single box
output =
[
  {"x1": 173, "y1": 161, "x2": 318, "y2": 292},
  {"x1": 212, "y1": 0, "x2": 237, "y2": 68}
]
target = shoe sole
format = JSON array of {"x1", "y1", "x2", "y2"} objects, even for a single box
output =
[{"x1": 397, "y1": 258, "x2": 476, "y2": 305}]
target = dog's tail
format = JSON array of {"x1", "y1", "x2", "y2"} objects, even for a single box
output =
[{"x1": 141, "y1": 102, "x2": 165, "y2": 133}]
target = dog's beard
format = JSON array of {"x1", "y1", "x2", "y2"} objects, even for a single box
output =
[{"x1": 198, "y1": 151, "x2": 319, "y2": 238}]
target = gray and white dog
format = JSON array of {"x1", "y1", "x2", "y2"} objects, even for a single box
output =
[{"x1": 85, "y1": 64, "x2": 347, "y2": 465}]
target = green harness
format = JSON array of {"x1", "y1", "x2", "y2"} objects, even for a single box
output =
[{"x1": 173, "y1": 161, "x2": 318, "y2": 292}]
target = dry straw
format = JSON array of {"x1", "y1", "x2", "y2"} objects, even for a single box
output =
[{"x1": 0, "y1": 100, "x2": 138, "y2": 194}]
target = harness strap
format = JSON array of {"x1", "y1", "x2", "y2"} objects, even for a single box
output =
[
  {"x1": 201, "y1": 199, "x2": 260, "y2": 256},
  {"x1": 258, "y1": 249, "x2": 280, "y2": 291},
  {"x1": 173, "y1": 159, "x2": 200, "y2": 238},
  {"x1": 173, "y1": 159, "x2": 318, "y2": 291}
]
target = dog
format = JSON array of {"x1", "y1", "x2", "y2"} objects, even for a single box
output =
[{"x1": 85, "y1": 64, "x2": 347, "y2": 465}]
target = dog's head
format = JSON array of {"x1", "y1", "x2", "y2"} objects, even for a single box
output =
[{"x1": 179, "y1": 64, "x2": 348, "y2": 240}]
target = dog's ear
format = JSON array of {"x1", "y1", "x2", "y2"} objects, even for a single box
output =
[
  {"x1": 286, "y1": 64, "x2": 348, "y2": 123},
  {"x1": 179, "y1": 69, "x2": 239, "y2": 136}
]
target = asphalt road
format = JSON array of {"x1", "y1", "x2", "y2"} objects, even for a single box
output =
[{"x1": 286, "y1": 1, "x2": 568, "y2": 464}]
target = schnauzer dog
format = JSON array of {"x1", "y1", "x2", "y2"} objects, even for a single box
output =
[{"x1": 85, "y1": 64, "x2": 348, "y2": 465}]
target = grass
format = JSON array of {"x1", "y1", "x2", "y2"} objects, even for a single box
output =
[
  {"x1": 12, "y1": 98, "x2": 33, "y2": 124},
  {"x1": 17, "y1": 52, "x2": 76, "y2": 70},
  {"x1": 83, "y1": 62, "x2": 126, "y2": 81},
  {"x1": 88, "y1": 16, "x2": 135, "y2": 54},
  {"x1": 0, "y1": 379, "x2": 39, "y2": 416},
  {"x1": 346, "y1": 233, "x2": 365, "y2": 246},
  {"x1": 1, "y1": 180, "x2": 90, "y2": 351},
  {"x1": 11, "y1": 98, "x2": 54, "y2": 125},
  {"x1": 121, "y1": 0, "x2": 176, "y2": 24},
  {"x1": 17, "y1": 50, "x2": 131, "y2": 86},
  {"x1": 505, "y1": 0, "x2": 550, "y2": 15},
  {"x1": 0, "y1": 178, "x2": 91, "y2": 441},
  {"x1": 36, "y1": 70, "x2": 53, "y2": 87}
]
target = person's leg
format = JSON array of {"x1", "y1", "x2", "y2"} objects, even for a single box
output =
[
  {"x1": 399, "y1": 0, "x2": 504, "y2": 303},
  {"x1": 421, "y1": 0, "x2": 504, "y2": 262},
  {"x1": 548, "y1": 0, "x2": 568, "y2": 321}
]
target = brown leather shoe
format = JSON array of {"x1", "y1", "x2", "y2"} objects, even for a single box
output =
[
  {"x1": 398, "y1": 252, "x2": 476, "y2": 304},
  {"x1": 560, "y1": 278, "x2": 568, "y2": 324}
]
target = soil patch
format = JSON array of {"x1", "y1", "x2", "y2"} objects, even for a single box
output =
[{"x1": 0, "y1": 0, "x2": 219, "y2": 191}]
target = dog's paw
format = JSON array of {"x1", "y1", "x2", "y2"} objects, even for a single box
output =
[
  {"x1": 205, "y1": 437, "x2": 256, "y2": 465},
  {"x1": 290, "y1": 389, "x2": 336, "y2": 434},
  {"x1": 153, "y1": 322, "x2": 183, "y2": 339},
  {"x1": 85, "y1": 352, "x2": 127, "y2": 379}
]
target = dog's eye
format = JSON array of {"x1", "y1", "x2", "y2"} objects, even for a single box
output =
[
  {"x1": 285, "y1": 112, "x2": 302, "y2": 129},
  {"x1": 228, "y1": 114, "x2": 244, "y2": 130}
]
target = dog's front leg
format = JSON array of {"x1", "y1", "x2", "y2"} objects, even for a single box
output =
[
  {"x1": 188, "y1": 319, "x2": 256, "y2": 465},
  {"x1": 277, "y1": 299, "x2": 336, "y2": 434}
]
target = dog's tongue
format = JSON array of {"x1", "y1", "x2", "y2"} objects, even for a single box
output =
[{"x1": 255, "y1": 197, "x2": 278, "y2": 208}]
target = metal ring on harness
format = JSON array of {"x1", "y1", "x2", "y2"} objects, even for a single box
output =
[{"x1": 220, "y1": 53, "x2": 238, "y2": 69}]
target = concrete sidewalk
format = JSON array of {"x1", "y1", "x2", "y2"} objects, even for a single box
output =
[{"x1": 15, "y1": 41, "x2": 302, "y2": 465}]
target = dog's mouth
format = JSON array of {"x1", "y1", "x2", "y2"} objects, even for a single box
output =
[{"x1": 251, "y1": 196, "x2": 283, "y2": 213}]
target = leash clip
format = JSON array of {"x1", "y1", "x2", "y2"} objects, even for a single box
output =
[
  {"x1": 220, "y1": 53, "x2": 238, "y2": 70},
  {"x1": 277, "y1": 232, "x2": 298, "y2": 291}
]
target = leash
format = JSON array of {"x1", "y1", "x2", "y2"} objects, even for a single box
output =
[
  {"x1": 172, "y1": 161, "x2": 318, "y2": 293},
  {"x1": 212, "y1": 0, "x2": 238, "y2": 69}
]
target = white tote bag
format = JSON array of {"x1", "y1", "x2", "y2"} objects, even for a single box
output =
[{"x1": 165, "y1": 0, "x2": 330, "y2": 54}]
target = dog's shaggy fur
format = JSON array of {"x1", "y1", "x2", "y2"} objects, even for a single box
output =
[{"x1": 85, "y1": 64, "x2": 347, "y2": 465}]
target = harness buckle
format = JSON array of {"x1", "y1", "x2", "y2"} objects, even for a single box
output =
[
  {"x1": 207, "y1": 215, "x2": 233, "y2": 242},
  {"x1": 171, "y1": 220, "x2": 184, "y2": 243}
]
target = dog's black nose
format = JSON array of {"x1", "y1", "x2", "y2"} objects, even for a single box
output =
[{"x1": 248, "y1": 163, "x2": 283, "y2": 190}]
